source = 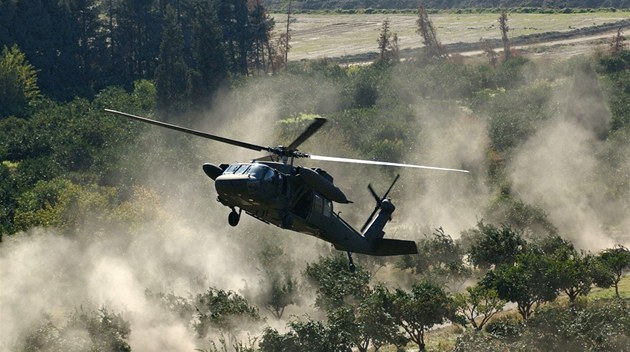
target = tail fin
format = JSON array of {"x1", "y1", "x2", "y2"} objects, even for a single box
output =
[
  {"x1": 361, "y1": 174, "x2": 400, "y2": 242},
  {"x1": 360, "y1": 174, "x2": 418, "y2": 256},
  {"x1": 363, "y1": 199, "x2": 395, "y2": 241}
]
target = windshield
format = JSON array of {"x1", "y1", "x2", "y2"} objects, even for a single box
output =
[{"x1": 222, "y1": 163, "x2": 270, "y2": 179}]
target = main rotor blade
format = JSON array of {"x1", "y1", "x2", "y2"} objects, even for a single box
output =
[
  {"x1": 286, "y1": 117, "x2": 327, "y2": 150},
  {"x1": 308, "y1": 154, "x2": 470, "y2": 173},
  {"x1": 104, "y1": 109, "x2": 270, "y2": 153}
]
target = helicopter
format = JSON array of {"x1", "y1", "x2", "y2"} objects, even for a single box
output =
[{"x1": 104, "y1": 109, "x2": 469, "y2": 270}]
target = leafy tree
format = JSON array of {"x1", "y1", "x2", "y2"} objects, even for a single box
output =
[
  {"x1": 193, "y1": 288, "x2": 261, "y2": 337},
  {"x1": 467, "y1": 222, "x2": 526, "y2": 270},
  {"x1": 455, "y1": 298, "x2": 630, "y2": 351},
  {"x1": 455, "y1": 285, "x2": 505, "y2": 331},
  {"x1": 523, "y1": 298, "x2": 630, "y2": 351},
  {"x1": 389, "y1": 280, "x2": 460, "y2": 352},
  {"x1": 259, "y1": 318, "x2": 352, "y2": 352},
  {"x1": 12, "y1": 178, "x2": 80, "y2": 231},
  {"x1": 331, "y1": 285, "x2": 406, "y2": 352},
  {"x1": 398, "y1": 227, "x2": 471, "y2": 288},
  {"x1": 262, "y1": 272, "x2": 298, "y2": 319},
  {"x1": 483, "y1": 196, "x2": 558, "y2": 237},
  {"x1": 0, "y1": 45, "x2": 40, "y2": 118},
  {"x1": 0, "y1": 162, "x2": 18, "y2": 236},
  {"x1": 480, "y1": 249, "x2": 560, "y2": 320},
  {"x1": 592, "y1": 245, "x2": 630, "y2": 298},
  {"x1": 12, "y1": 177, "x2": 120, "y2": 234},
  {"x1": 151, "y1": 290, "x2": 262, "y2": 347},
  {"x1": 529, "y1": 235, "x2": 595, "y2": 306},
  {"x1": 23, "y1": 307, "x2": 131, "y2": 352},
  {"x1": 304, "y1": 254, "x2": 370, "y2": 312},
  {"x1": 247, "y1": 242, "x2": 299, "y2": 319},
  {"x1": 478, "y1": 79, "x2": 550, "y2": 155},
  {"x1": 357, "y1": 285, "x2": 407, "y2": 351}
]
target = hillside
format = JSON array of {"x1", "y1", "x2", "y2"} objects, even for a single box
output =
[{"x1": 1, "y1": 1, "x2": 630, "y2": 351}]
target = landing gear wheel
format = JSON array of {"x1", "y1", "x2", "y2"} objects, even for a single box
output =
[{"x1": 228, "y1": 209, "x2": 240, "y2": 227}]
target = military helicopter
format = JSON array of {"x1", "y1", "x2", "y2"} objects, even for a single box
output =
[{"x1": 104, "y1": 109, "x2": 469, "y2": 270}]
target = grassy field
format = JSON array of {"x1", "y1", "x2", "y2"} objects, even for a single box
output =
[{"x1": 271, "y1": 12, "x2": 630, "y2": 61}]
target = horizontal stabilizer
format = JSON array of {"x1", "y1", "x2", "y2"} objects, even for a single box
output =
[
  {"x1": 335, "y1": 239, "x2": 418, "y2": 256},
  {"x1": 372, "y1": 239, "x2": 418, "y2": 256}
]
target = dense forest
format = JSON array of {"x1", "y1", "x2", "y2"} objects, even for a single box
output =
[
  {"x1": 1, "y1": 0, "x2": 630, "y2": 351},
  {"x1": 0, "y1": 0, "x2": 280, "y2": 103},
  {"x1": 264, "y1": 0, "x2": 630, "y2": 11}
]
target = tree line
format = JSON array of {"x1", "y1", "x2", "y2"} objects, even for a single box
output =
[
  {"x1": 265, "y1": 0, "x2": 630, "y2": 11},
  {"x1": 0, "y1": 0, "x2": 282, "y2": 105}
]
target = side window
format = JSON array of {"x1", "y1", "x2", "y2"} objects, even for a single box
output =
[
  {"x1": 313, "y1": 195, "x2": 324, "y2": 214},
  {"x1": 323, "y1": 200, "x2": 331, "y2": 218}
]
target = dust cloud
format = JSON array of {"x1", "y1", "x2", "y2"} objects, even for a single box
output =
[
  {"x1": 396, "y1": 100, "x2": 490, "y2": 236},
  {"x1": 509, "y1": 68, "x2": 629, "y2": 250},
  {"x1": 0, "y1": 85, "x2": 329, "y2": 351}
]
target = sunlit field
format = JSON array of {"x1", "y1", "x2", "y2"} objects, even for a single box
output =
[{"x1": 272, "y1": 12, "x2": 630, "y2": 60}]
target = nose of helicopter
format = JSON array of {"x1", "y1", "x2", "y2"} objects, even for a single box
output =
[{"x1": 215, "y1": 174, "x2": 262, "y2": 205}]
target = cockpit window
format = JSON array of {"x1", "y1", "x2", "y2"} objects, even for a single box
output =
[
  {"x1": 222, "y1": 163, "x2": 273, "y2": 179},
  {"x1": 263, "y1": 169, "x2": 276, "y2": 183},
  {"x1": 224, "y1": 164, "x2": 239, "y2": 174}
]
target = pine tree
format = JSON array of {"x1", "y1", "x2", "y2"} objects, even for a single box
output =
[
  {"x1": 416, "y1": 4, "x2": 447, "y2": 61},
  {"x1": 249, "y1": 0, "x2": 275, "y2": 73},
  {"x1": 217, "y1": 0, "x2": 263, "y2": 76},
  {"x1": 114, "y1": 0, "x2": 161, "y2": 84},
  {"x1": 233, "y1": 0, "x2": 251, "y2": 75},
  {"x1": 190, "y1": 0, "x2": 228, "y2": 103},
  {"x1": 155, "y1": 5, "x2": 191, "y2": 116}
]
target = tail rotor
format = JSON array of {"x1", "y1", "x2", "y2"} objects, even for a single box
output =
[{"x1": 361, "y1": 174, "x2": 400, "y2": 233}]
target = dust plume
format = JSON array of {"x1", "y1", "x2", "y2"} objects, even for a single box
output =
[
  {"x1": 508, "y1": 67, "x2": 629, "y2": 250},
  {"x1": 398, "y1": 100, "x2": 490, "y2": 236},
  {"x1": 0, "y1": 81, "x2": 335, "y2": 351}
]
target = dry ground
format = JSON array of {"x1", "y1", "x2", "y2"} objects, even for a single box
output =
[{"x1": 271, "y1": 12, "x2": 630, "y2": 62}]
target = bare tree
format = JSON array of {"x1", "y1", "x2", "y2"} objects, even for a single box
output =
[
  {"x1": 416, "y1": 4, "x2": 447, "y2": 60},
  {"x1": 481, "y1": 38, "x2": 498, "y2": 67},
  {"x1": 284, "y1": 0, "x2": 293, "y2": 65},
  {"x1": 610, "y1": 27, "x2": 626, "y2": 55},
  {"x1": 499, "y1": 11, "x2": 511, "y2": 61},
  {"x1": 377, "y1": 19, "x2": 400, "y2": 62},
  {"x1": 270, "y1": 32, "x2": 290, "y2": 72}
]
